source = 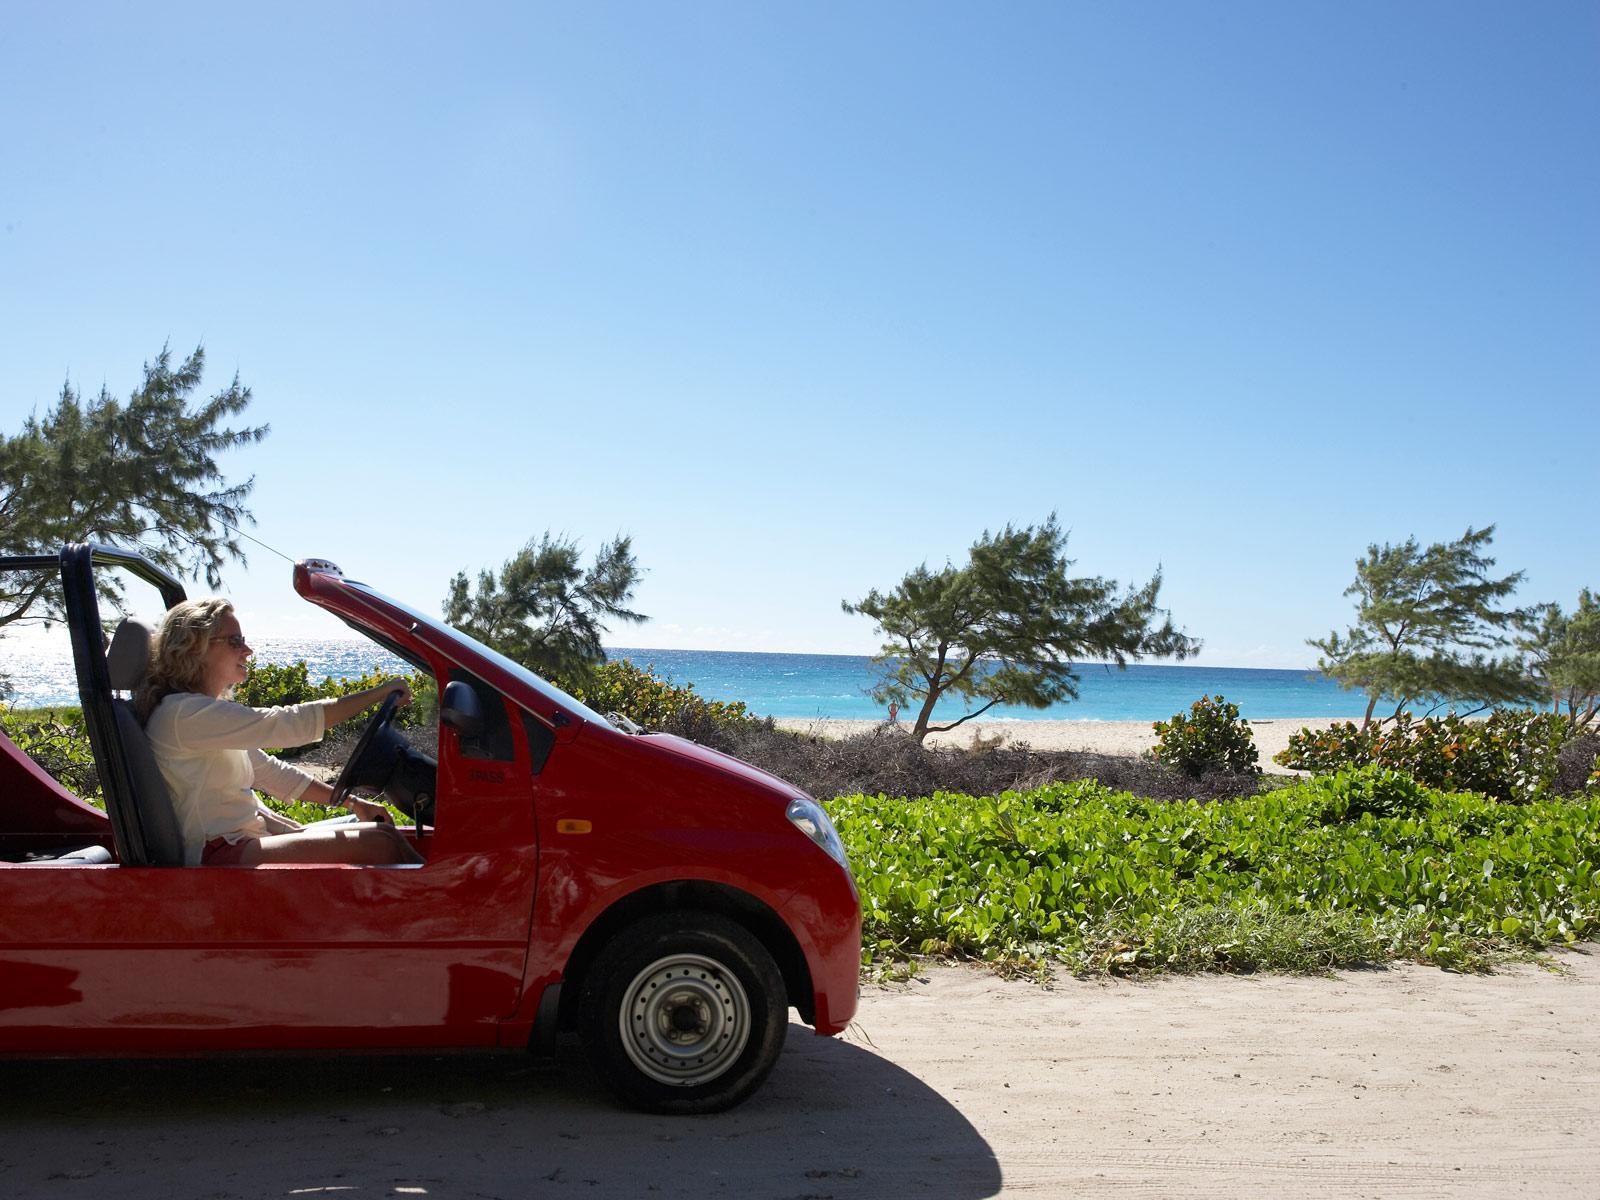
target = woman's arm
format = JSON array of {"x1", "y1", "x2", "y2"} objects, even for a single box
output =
[
  {"x1": 297, "y1": 776, "x2": 391, "y2": 822},
  {"x1": 155, "y1": 680, "x2": 413, "y2": 755},
  {"x1": 250, "y1": 758, "x2": 392, "y2": 823},
  {"x1": 319, "y1": 678, "x2": 413, "y2": 728}
]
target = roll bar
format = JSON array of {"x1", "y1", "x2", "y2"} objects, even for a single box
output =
[{"x1": 58, "y1": 544, "x2": 187, "y2": 865}]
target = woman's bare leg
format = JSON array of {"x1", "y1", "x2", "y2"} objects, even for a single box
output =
[{"x1": 238, "y1": 823, "x2": 423, "y2": 865}]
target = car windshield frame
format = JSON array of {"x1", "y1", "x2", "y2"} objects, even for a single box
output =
[{"x1": 339, "y1": 579, "x2": 617, "y2": 732}]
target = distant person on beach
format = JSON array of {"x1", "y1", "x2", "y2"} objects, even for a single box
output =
[
  {"x1": 136, "y1": 598, "x2": 424, "y2": 867},
  {"x1": 888, "y1": 702, "x2": 899, "y2": 724}
]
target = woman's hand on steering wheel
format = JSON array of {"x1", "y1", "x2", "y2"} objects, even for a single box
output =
[{"x1": 374, "y1": 678, "x2": 413, "y2": 710}]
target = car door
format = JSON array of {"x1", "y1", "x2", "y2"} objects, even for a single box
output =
[{"x1": 0, "y1": 681, "x2": 540, "y2": 1054}]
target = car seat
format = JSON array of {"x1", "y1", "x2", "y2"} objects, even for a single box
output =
[{"x1": 105, "y1": 618, "x2": 186, "y2": 866}]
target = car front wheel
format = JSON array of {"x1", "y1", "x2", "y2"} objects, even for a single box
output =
[{"x1": 578, "y1": 911, "x2": 788, "y2": 1114}]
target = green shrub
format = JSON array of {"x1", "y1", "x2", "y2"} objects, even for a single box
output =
[
  {"x1": 1152, "y1": 694, "x2": 1260, "y2": 777},
  {"x1": 574, "y1": 658, "x2": 754, "y2": 733},
  {"x1": 1, "y1": 706, "x2": 102, "y2": 804},
  {"x1": 1277, "y1": 719, "x2": 1378, "y2": 774},
  {"x1": 233, "y1": 660, "x2": 326, "y2": 708},
  {"x1": 1276, "y1": 710, "x2": 1574, "y2": 803}
]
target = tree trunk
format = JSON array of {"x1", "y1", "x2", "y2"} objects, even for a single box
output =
[
  {"x1": 1361, "y1": 694, "x2": 1379, "y2": 733},
  {"x1": 910, "y1": 687, "x2": 942, "y2": 745}
]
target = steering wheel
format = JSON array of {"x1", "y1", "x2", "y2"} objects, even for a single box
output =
[{"x1": 330, "y1": 691, "x2": 402, "y2": 811}]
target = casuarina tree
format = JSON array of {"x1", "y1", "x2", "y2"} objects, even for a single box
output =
[
  {"x1": 443, "y1": 533, "x2": 646, "y2": 688},
  {"x1": 0, "y1": 344, "x2": 266, "y2": 629},
  {"x1": 843, "y1": 516, "x2": 1199, "y2": 744},
  {"x1": 1310, "y1": 525, "x2": 1539, "y2": 730},
  {"x1": 1518, "y1": 589, "x2": 1600, "y2": 731}
]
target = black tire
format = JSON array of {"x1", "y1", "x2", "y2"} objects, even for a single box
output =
[{"x1": 577, "y1": 911, "x2": 788, "y2": 1114}]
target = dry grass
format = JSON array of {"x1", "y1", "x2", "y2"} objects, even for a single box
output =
[{"x1": 657, "y1": 710, "x2": 1265, "y2": 802}]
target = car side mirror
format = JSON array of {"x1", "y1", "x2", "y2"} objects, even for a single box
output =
[{"x1": 440, "y1": 680, "x2": 485, "y2": 739}]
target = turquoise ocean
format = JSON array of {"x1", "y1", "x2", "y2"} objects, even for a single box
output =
[
  {"x1": 6, "y1": 637, "x2": 1368, "y2": 723},
  {"x1": 608, "y1": 648, "x2": 1367, "y2": 722}
]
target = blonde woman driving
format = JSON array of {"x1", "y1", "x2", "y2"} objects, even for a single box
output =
[{"x1": 137, "y1": 598, "x2": 423, "y2": 867}]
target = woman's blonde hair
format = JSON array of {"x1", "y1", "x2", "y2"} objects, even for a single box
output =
[{"x1": 135, "y1": 598, "x2": 236, "y2": 719}]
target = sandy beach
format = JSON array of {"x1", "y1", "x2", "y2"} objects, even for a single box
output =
[
  {"x1": 774, "y1": 715, "x2": 1353, "y2": 766},
  {"x1": 4, "y1": 952, "x2": 1595, "y2": 1198}
]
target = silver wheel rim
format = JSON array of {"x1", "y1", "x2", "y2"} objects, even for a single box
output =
[{"x1": 619, "y1": 952, "x2": 752, "y2": 1087}]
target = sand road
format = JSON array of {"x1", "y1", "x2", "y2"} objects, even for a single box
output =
[{"x1": 2, "y1": 950, "x2": 1596, "y2": 1199}]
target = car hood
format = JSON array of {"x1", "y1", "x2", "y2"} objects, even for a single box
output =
[{"x1": 626, "y1": 731, "x2": 807, "y2": 801}]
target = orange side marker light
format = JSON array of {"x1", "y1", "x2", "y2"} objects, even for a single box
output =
[{"x1": 556, "y1": 819, "x2": 593, "y2": 835}]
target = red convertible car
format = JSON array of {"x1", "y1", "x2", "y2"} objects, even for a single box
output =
[{"x1": 0, "y1": 545, "x2": 860, "y2": 1113}]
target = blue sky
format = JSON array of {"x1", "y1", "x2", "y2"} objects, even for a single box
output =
[{"x1": 3, "y1": 2, "x2": 1596, "y2": 668}]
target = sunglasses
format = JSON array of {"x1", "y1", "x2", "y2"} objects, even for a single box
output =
[{"x1": 210, "y1": 633, "x2": 250, "y2": 650}]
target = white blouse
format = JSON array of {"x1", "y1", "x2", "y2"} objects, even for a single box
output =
[{"x1": 145, "y1": 693, "x2": 329, "y2": 864}]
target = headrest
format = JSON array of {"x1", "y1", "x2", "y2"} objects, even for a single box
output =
[{"x1": 107, "y1": 618, "x2": 155, "y2": 692}]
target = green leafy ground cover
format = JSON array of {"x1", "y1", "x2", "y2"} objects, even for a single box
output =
[{"x1": 831, "y1": 767, "x2": 1600, "y2": 975}]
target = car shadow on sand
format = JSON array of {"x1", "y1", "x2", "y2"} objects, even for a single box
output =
[{"x1": 0, "y1": 1023, "x2": 1001, "y2": 1199}]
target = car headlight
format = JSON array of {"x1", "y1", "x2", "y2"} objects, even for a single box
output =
[{"x1": 786, "y1": 796, "x2": 849, "y2": 868}]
